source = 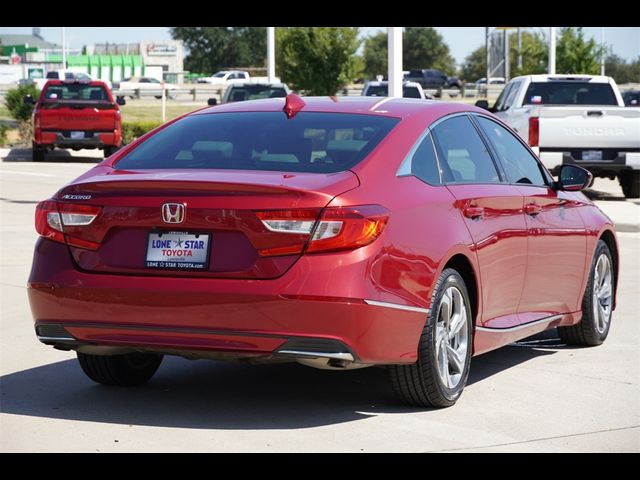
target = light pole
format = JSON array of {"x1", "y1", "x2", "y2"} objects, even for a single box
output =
[
  {"x1": 388, "y1": 27, "x2": 402, "y2": 98},
  {"x1": 548, "y1": 27, "x2": 556, "y2": 74},
  {"x1": 267, "y1": 27, "x2": 275, "y2": 83}
]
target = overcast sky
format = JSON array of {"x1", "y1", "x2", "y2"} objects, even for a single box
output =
[{"x1": 1, "y1": 26, "x2": 638, "y2": 66}]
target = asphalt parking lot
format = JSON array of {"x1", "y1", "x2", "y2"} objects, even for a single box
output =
[{"x1": 1, "y1": 152, "x2": 639, "y2": 452}]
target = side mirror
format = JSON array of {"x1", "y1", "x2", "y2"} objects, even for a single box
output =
[
  {"x1": 24, "y1": 95, "x2": 35, "y2": 105},
  {"x1": 556, "y1": 164, "x2": 593, "y2": 191},
  {"x1": 474, "y1": 100, "x2": 491, "y2": 111},
  {"x1": 116, "y1": 96, "x2": 126, "y2": 106},
  {"x1": 207, "y1": 98, "x2": 218, "y2": 106}
]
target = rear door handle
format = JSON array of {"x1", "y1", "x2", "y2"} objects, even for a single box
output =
[
  {"x1": 463, "y1": 206, "x2": 484, "y2": 219},
  {"x1": 524, "y1": 203, "x2": 542, "y2": 216}
]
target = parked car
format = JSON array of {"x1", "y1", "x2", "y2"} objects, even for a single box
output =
[
  {"x1": 222, "y1": 82, "x2": 290, "y2": 103},
  {"x1": 362, "y1": 80, "x2": 433, "y2": 99},
  {"x1": 29, "y1": 95, "x2": 618, "y2": 408},
  {"x1": 404, "y1": 69, "x2": 462, "y2": 95},
  {"x1": 114, "y1": 76, "x2": 178, "y2": 100},
  {"x1": 622, "y1": 90, "x2": 640, "y2": 106},
  {"x1": 35, "y1": 70, "x2": 112, "y2": 90},
  {"x1": 27, "y1": 79, "x2": 124, "y2": 162},
  {"x1": 475, "y1": 77, "x2": 506, "y2": 88},
  {"x1": 476, "y1": 74, "x2": 640, "y2": 198}
]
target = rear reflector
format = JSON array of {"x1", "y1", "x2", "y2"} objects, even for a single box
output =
[
  {"x1": 35, "y1": 200, "x2": 101, "y2": 250},
  {"x1": 256, "y1": 205, "x2": 389, "y2": 256},
  {"x1": 529, "y1": 116, "x2": 539, "y2": 147}
]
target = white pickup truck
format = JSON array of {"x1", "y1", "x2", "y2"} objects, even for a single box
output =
[
  {"x1": 476, "y1": 74, "x2": 640, "y2": 198},
  {"x1": 196, "y1": 70, "x2": 280, "y2": 85}
]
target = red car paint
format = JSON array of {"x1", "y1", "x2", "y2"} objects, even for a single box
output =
[
  {"x1": 28, "y1": 96, "x2": 618, "y2": 365},
  {"x1": 33, "y1": 80, "x2": 121, "y2": 153}
]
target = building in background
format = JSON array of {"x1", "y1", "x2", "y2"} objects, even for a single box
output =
[{"x1": 0, "y1": 28, "x2": 185, "y2": 85}]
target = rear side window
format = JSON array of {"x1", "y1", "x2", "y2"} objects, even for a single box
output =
[
  {"x1": 431, "y1": 115, "x2": 501, "y2": 184},
  {"x1": 115, "y1": 112, "x2": 399, "y2": 173},
  {"x1": 43, "y1": 84, "x2": 109, "y2": 101},
  {"x1": 402, "y1": 86, "x2": 422, "y2": 99},
  {"x1": 409, "y1": 133, "x2": 440, "y2": 185},
  {"x1": 523, "y1": 81, "x2": 618, "y2": 105},
  {"x1": 475, "y1": 116, "x2": 547, "y2": 187}
]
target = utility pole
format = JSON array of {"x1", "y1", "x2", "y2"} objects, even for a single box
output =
[
  {"x1": 267, "y1": 27, "x2": 275, "y2": 82},
  {"x1": 504, "y1": 29, "x2": 510, "y2": 82},
  {"x1": 517, "y1": 27, "x2": 522, "y2": 70},
  {"x1": 549, "y1": 27, "x2": 556, "y2": 74},
  {"x1": 600, "y1": 27, "x2": 605, "y2": 75},
  {"x1": 485, "y1": 27, "x2": 490, "y2": 97},
  {"x1": 61, "y1": 27, "x2": 67, "y2": 69},
  {"x1": 388, "y1": 27, "x2": 402, "y2": 98}
]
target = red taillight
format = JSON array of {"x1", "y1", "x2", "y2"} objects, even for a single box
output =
[
  {"x1": 35, "y1": 201, "x2": 102, "y2": 250},
  {"x1": 529, "y1": 116, "x2": 539, "y2": 147},
  {"x1": 34, "y1": 109, "x2": 41, "y2": 131},
  {"x1": 255, "y1": 205, "x2": 390, "y2": 257}
]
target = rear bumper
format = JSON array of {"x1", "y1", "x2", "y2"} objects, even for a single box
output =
[
  {"x1": 36, "y1": 130, "x2": 120, "y2": 149},
  {"x1": 535, "y1": 147, "x2": 640, "y2": 173},
  {"x1": 28, "y1": 239, "x2": 428, "y2": 364}
]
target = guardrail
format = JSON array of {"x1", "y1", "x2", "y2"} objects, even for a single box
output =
[{"x1": 112, "y1": 86, "x2": 225, "y2": 102}]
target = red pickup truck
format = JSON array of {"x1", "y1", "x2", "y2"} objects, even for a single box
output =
[{"x1": 29, "y1": 79, "x2": 123, "y2": 162}]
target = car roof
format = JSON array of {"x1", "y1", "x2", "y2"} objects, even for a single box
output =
[
  {"x1": 514, "y1": 74, "x2": 611, "y2": 83},
  {"x1": 228, "y1": 82, "x2": 287, "y2": 88},
  {"x1": 195, "y1": 95, "x2": 478, "y2": 119},
  {"x1": 44, "y1": 79, "x2": 109, "y2": 87},
  {"x1": 365, "y1": 81, "x2": 421, "y2": 87}
]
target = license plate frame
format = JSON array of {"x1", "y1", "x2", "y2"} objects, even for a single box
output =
[
  {"x1": 582, "y1": 150, "x2": 603, "y2": 161},
  {"x1": 145, "y1": 230, "x2": 211, "y2": 270}
]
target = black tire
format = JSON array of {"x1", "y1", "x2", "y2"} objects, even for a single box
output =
[
  {"x1": 77, "y1": 352, "x2": 163, "y2": 386},
  {"x1": 389, "y1": 268, "x2": 473, "y2": 408},
  {"x1": 558, "y1": 240, "x2": 614, "y2": 346},
  {"x1": 103, "y1": 145, "x2": 118, "y2": 158},
  {"x1": 619, "y1": 171, "x2": 640, "y2": 198},
  {"x1": 32, "y1": 146, "x2": 46, "y2": 162}
]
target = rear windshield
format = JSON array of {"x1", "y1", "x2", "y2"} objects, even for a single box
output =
[
  {"x1": 115, "y1": 112, "x2": 399, "y2": 173},
  {"x1": 43, "y1": 84, "x2": 109, "y2": 101},
  {"x1": 364, "y1": 85, "x2": 422, "y2": 99},
  {"x1": 523, "y1": 81, "x2": 618, "y2": 106},
  {"x1": 226, "y1": 85, "x2": 287, "y2": 102}
]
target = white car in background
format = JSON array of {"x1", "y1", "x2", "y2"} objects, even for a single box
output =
[
  {"x1": 113, "y1": 76, "x2": 178, "y2": 100},
  {"x1": 362, "y1": 80, "x2": 433, "y2": 99}
]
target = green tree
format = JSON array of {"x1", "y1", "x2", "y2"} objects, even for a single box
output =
[
  {"x1": 4, "y1": 83, "x2": 39, "y2": 143},
  {"x1": 461, "y1": 29, "x2": 547, "y2": 82},
  {"x1": 605, "y1": 54, "x2": 640, "y2": 84},
  {"x1": 362, "y1": 28, "x2": 456, "y2": 80},
  {"x1": 170, "y1": 27, "x2": 266, "y2": 74},
  {"x1": 403, "y1": 27, "x2": 456, "y2": 75},
  {"x1": 276, "y1": 27, "x2": 361, "y2": 95},
  {"x1": 556, "y1": 27, "x2": 604, "y2": 75},
  {"x1": 363, "y1": 32, "x2": 388, "y2": 79}
]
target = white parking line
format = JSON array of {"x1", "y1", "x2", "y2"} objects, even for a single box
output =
[{"x1": 0, "y1": 170, "x2": 60, "y2": 178}]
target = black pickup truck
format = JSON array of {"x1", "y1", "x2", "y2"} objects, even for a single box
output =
[{"x1": 404, "y1": 69, "x2": 462, "y2": 94}]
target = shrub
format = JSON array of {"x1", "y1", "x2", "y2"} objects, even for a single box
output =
[
  {"x1": 122, "y1": 121, "x2": 162, "y2": 145},
  {"x1": 4, "y1": 84, "x2": 40, "y2": 122},
  {"x1": 0, "y1": 124, "x2": 9, "y2": 146}
]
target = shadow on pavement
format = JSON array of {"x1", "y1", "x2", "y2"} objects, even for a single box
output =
[
  {"x1": 2, "y1": 148, "x2": 102, "y2": 164},
  {"x1": 1, "y1": 332, "x2": 560, "y2": 429},
  {"x1": 584, "y1": 188, "x2": 626, "y2": 202}
]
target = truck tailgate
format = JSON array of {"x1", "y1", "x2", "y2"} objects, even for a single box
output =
[{"x1": 537, "y1": 106, "x2": 640, "y2": 149}]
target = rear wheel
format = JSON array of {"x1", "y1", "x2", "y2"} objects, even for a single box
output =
[
  {"x1": 389, "y1": 268, "x2": 473, "y2": 408},
  {"x1": 32, "y1": 145, "x2": 46, "y2": 162},
  {"x1": 619, "y1": 171, "x2": 640, "y2": 198},
  {"x1": 103, "y1": 146, "x2": 118, "y2": 157},
  {"x1": 558, "y1": 240, "x2": 614, "y2": 346},
  {"x1": 77, "y1": 352, "x2": 163, "y2": 386}
]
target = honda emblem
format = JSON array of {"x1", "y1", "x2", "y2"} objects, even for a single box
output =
[{"x1": 162, "y1": 203, "x2": 185, "y2": 224}]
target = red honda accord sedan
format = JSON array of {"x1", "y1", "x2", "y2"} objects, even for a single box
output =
[{"x1": 28, "y1": 94, "x2": 618, "y2": 407}]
